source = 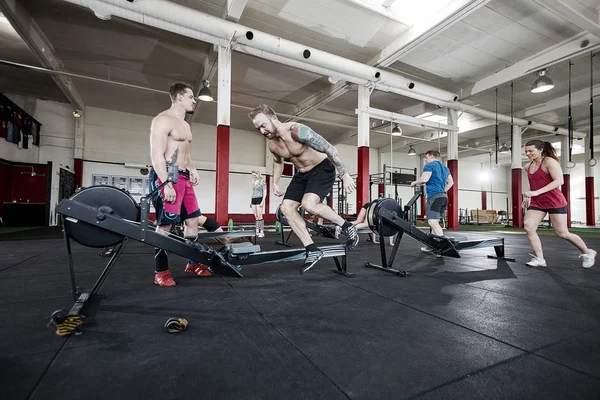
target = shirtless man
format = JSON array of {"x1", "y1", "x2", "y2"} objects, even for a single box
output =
[
  {"x1": 248, "y1": 104, "x2": 359, "y2": 273},
  {"x1": 148, "y1": 82, "x2": 211, "y2": 287}
]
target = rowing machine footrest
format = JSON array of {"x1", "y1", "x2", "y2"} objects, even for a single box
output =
[{"x1": 228, "y1": 242, "x2": 261, "y2": 255}]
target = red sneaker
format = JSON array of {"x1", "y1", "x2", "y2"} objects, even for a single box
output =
[
  {"x1": 184, "y1": 263, "x2": 212, "y2": 277},
  {"x1": 154, "y1": 270, "x2": 176, "y2": 287}
]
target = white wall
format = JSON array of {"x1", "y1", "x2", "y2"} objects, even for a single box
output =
[{"x1": 2, "y1": 94, "x2": 75, "y2": 225}]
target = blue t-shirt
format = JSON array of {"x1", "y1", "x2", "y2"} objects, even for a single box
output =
[{"x1": 423, "y1": 160, "x2": 450, "y2": 198}]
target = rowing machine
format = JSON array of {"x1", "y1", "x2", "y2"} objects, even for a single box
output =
[{"x1": 364, "y1": 198, "x2": 515, "y2": 276}]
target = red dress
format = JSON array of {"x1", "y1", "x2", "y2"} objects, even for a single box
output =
[{"x1": 526, "y1": 159, "x2": 568, "y2": 209}]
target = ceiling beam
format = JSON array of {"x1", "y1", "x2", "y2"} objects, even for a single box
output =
[
  {"x1": 224, "y1": 0, "x2": 248, "y2": 22},
  {"x1": 187, "y1": 0, "x2": 247, "y2": 123},
  {"x1": 534, "y1": 0, "x2": 600, "y2": 38},
  {"x1": 462, "y1": 32, "x2": 600, "y2": 98},
  {"x1": 282, "y1": 0, "x2": 488, "y2": 121},
  {"x1": 0, "y1": 0, "x2": 84, "y2": 110},
  {"x1": 362, "y1": 106, "x2": 459, "y2": 131},
  {"x1": 370, "y1": 0, "x2": 491, "y2": 67}
]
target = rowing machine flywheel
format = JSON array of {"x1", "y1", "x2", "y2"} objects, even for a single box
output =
[
  {"x1": 65, "y1": 186, "x2": 140, "y2": 248},
  {"x1": 367, "y1": 198, "x2": 402, "y2": 237}
]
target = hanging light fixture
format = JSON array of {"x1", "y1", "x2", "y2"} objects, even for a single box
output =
[
  {"x1": 198, "y1": 80, "x2": 213, "y2": 102},
  {"x1": 392, "y1": 123, "x2": 402, "y2": 136},
  {"x1": 408, "y1": 145, "x2": 416, "y2": 155},
  {"x1": 499, "y1": 143, "x2": 510, "y2": 153},
  {"x1": 531, "y1": 68, "x2": 554, "y2": 93}
]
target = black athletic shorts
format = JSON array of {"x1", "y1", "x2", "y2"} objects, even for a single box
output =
[
  {"x1": 251, "y1": 197, "x2": 263, "y2": 205},
  {"x1": 284, "y1": 159, "x2": 336, "y2": 203},
  {"x1": 426, "y1": 193, "x2": 448, "y2": 219},
  {"x1": 527, "y1": 205, "x2": 568, "y2": 214}
]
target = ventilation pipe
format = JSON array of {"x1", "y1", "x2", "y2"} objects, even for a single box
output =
[
  {"x1": 62, "y1": 0, "x2": 459, "y2": 103},
  {"x1": 62, "y1": 0, "x2": 585, "y2": 138},
  {"x1": 236, "y1": 45, "x2": 369, "y2": 86}
]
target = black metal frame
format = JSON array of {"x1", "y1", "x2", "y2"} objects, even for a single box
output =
[
  {"x1": 365, "y1": 194, "x2": 515, "y2": 276},
  {"x1": 275, "y1": 209, "x2": 337, "y2": 246},
  {"x1": 53, "y1": 180, "x2": 355, "y2": 329}
]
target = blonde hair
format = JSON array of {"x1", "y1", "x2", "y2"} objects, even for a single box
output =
[{"x1": 252, "y1": 170, "x2": 263, "y2": 184}]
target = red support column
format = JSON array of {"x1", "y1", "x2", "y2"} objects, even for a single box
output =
[
  {"x1": 378, "y1": 183, "x2": 385, "y2": 198},
  {"x1": 215, "y1": 125, "x2": 230, "y2": 225},
  {"x1": 420, "y1": 195, "x2": 426, "y2": 219},
  {"x1": 356, "y1": 146, "x2": 369, "y2": 210},
  {"x1": 586, "y1": 176, "x2": 595, "y2": 226},
  {"x1": 562, "y1": 174, "x2": 571, "y2": 228},
  {"x1": 74, "y1": 158, "x2": 83, "y2": 188},
  {"x1": 447, "y1": 160, "x2": 458, "y2": 230},
  {"x1": 511, "y1": 169, "x2": 523, "y2": 228},
  {"x1": 481, "y1": 191, "x2": 487, "y2": 210}
]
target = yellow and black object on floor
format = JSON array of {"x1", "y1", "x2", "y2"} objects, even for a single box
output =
[{"x1": 49, "y1": 310, "x2": 84, "y2": 337}]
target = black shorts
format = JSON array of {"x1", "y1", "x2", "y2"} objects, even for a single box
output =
[
  {"x1": 251, "y1": 197, "x2": 263, "y2": 205},
  {"x1": 426, "y1": 193, "x2": 448, "y2": 219},
  {"x1": 527, "y1": 205, "x2": 568, "y2": 214},
  {"x1": 284, "y1": 159, "x2": 336, "y2": 203}
]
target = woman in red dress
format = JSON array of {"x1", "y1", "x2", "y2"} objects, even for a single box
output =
[{"x1": 522, "y1": 140, "x2": 596, "y2": 268}]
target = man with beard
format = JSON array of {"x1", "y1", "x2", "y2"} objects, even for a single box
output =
[{"x1": 248, "y1": 104, "x2": 359, "y2": 273}]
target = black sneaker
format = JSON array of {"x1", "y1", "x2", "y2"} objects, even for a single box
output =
[
  {"x1": 300, "y1": 249, "x2": 324, "y2": 274},
  {"x1": 341, "y1": 224, "x2": 359, "y2": 249}
]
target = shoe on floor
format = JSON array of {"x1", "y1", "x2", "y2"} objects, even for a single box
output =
[
  {"x1": 525, "y1": 254, "x2": 547, "y2": 268},
  {"x1": 154, "y1": 270, "x2": 176, "y2": 287},
  {"x1": 341, "y1": 224, "x2": 359, "y2": 249},
  {"x1": 580, "y1": 250, "x2": 597, "y2": 269},
  {"x1": 420, "y1": 246, "x2": 433, "y2": 253},
  {"x1": 185, "y1": 263, "x2": 212, "y2": 277},
  {"x1": 300, "y1": 249, "x2": 324, "y2": 274}
]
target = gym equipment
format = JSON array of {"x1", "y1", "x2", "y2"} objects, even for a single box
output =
[
  {"x1": 364, "y1": 186, "x2": 515, "y2": 276},
  {"x1": 274, "y1": 205, "x2": 337, "y2": 247},
  {"x1": 51, "y1": 168, "x2": 349, "y2": 334},
  {"x1": 369, "y1": 165, "x2": 417, "y2": 203}
]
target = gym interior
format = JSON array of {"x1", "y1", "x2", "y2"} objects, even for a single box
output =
[{"x1": 1, "y1": 1, "x2": 600, "y2": 399}]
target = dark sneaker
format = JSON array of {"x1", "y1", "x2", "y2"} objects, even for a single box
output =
[
  {"x1": 341, "y1": 224, "x2": 359, "y2": 249},
  {"x1": 300, "y1": 249, "x2": 324, "y2": 274}
]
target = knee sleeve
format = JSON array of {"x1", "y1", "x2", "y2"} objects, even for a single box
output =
[{"x1": 202, "y1": 217, "x2": 221, "y2": 232}]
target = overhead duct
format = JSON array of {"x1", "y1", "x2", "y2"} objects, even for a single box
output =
[
  {"x1": 62, "y1": 0, "x2": 585, "y2": 138},
  {"x1": 62, "y1": 0, "x2": 459, "y2": 103}
]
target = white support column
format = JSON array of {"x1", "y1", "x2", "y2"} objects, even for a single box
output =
[
  {"x1": 217, "y1": 45, "x2": 231, "y2": 126},
  {"x1": 357, "y1": 85, "x2": 370, "y2": 147},
  {"x1": 511, "y1": 125, "x2": 523, "y2": 170},
  {"x1": 447, "y1": 109, "x2": 458, "y2": 160},
  {"x1": 356, "y1": 84, "x2": 371, "y2": 209},
  {"x1": 511, "y1": 125, "x2": 524, "y2": 228}
]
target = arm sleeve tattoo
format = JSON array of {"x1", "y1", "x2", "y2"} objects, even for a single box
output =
[{"x1": 290, "y1": 123, "x2": 347, "y2": 177}]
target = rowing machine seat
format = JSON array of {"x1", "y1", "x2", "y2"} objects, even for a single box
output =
[{"x1": 227, "y1": 242, "x2": 261, "y2": 255}]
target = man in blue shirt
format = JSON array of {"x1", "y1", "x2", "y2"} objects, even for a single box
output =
[{"x1": 411, "y1": 150, "x2": 454, "y2": 252}]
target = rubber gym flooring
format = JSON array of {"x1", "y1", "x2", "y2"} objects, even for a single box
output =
[{"x1": 1, "y1": 226, "x2": 600, "y2": 400}]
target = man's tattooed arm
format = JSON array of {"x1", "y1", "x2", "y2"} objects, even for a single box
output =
[{"x1": 290, "y1": 123, "x2": 347, "y2": 177}]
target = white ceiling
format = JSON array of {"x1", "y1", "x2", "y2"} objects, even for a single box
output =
[{"x1": 0, "y1": 0, "x2": 599, "y2": 163}]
